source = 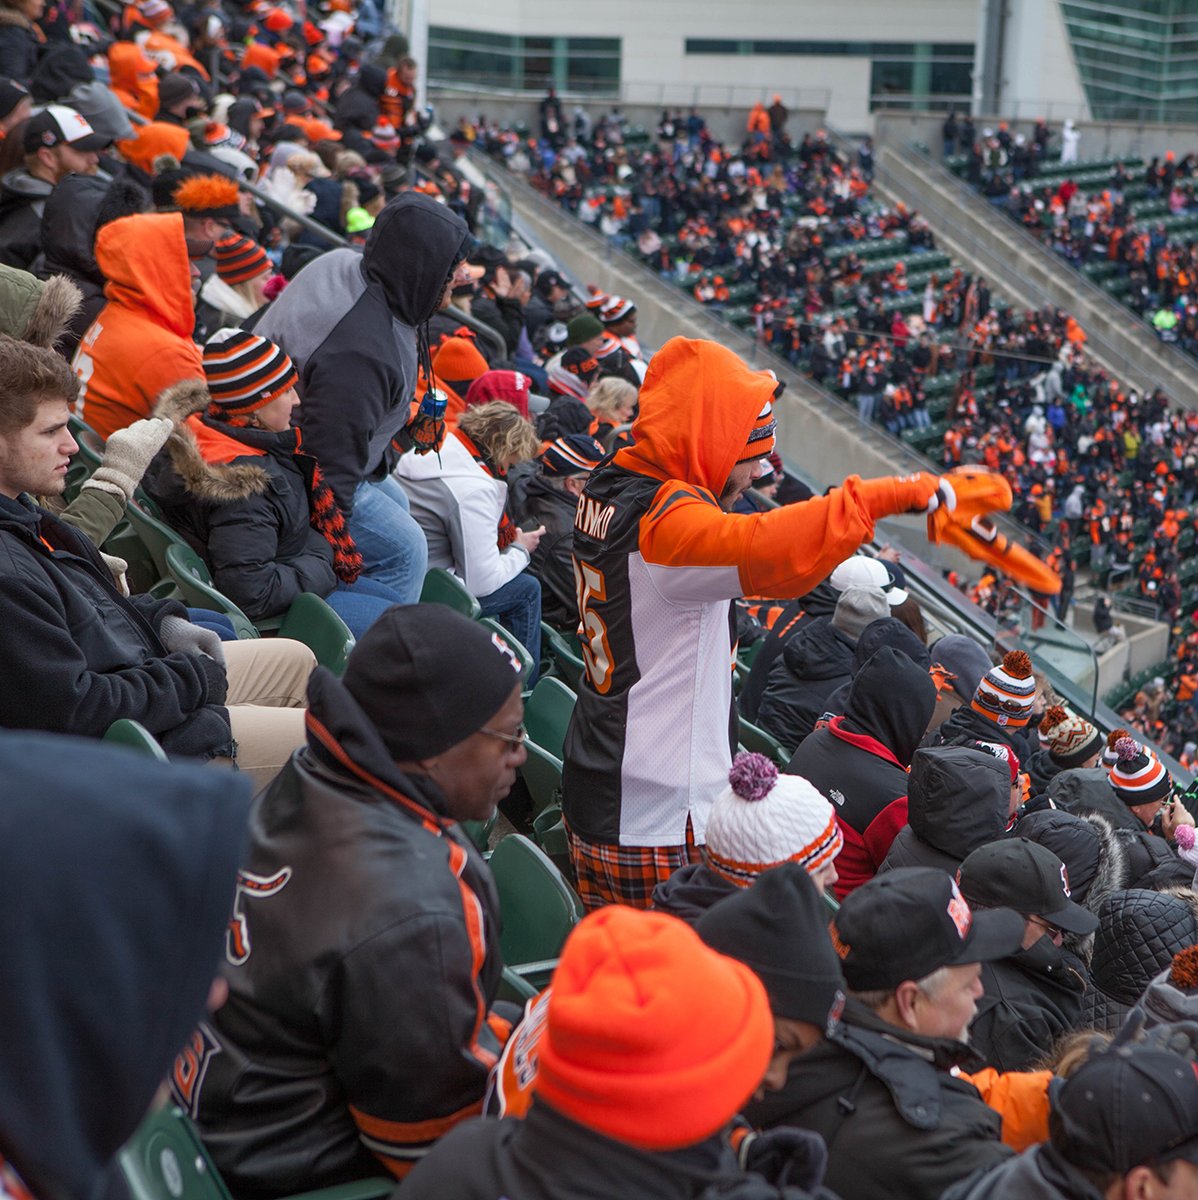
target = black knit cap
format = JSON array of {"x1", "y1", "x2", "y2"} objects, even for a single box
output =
[
  {"x1": 341, "y1": 605, "x2": 524, "y2": 760},
  {"x1": 696, "y1": 863, "x2": 846, "y2": 1031}
]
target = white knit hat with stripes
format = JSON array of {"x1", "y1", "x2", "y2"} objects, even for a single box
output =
[
  {"x1": 1107, "y1": 730, "x2": 1173, "y2": 808},
  {"x1": 971, "y1": 649, "x2": 1036, "y2": 729},
  {"x1": 705, "y1": 752, "x2": 842, "y2": 888}
]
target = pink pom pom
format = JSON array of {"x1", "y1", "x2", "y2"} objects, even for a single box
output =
[
  {"x1": 728, "y1": 751, "x2": 778, "y2": 802},
  {"x1": 262, "y1": 274, "x2": 287, "y2": 302},
  {"x1": 1115, "y1": 736, "x2": 1140, "y2": 763},
  {"x1": 1176, "y1": 824, "x2": 1196, "y2": 852}
]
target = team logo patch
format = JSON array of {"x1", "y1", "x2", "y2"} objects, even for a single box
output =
[
  {"x1": 170, "y1": 1023, "x2": 221, "y2": 1118},
  {"x1": 946, "y1": 878, "x2": 973, "y2": 940},
  {"x1": 1060, "y1": 863, "x2": 1071, "y2": 898},
  {"x1": 226, "y1": 867, "x2": 291, "y2": 965}
]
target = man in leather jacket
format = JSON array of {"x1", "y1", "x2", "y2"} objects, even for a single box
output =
[{"x1": 176, "y1": 605, "x2": 528, "y2": 1195}]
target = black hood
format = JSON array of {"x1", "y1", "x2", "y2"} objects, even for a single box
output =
[
  {"x1": 226, "y1": 97, "x2": 260, "y2": 140},
  {"x1": 850, "y1": 617, "x2": 929, "y2": 673},
  {"x1": 362, "y1": 192, "x2": 471, "y2": 327},
  {"x1": 39, "y1": 173, "x2": 109, "y2": 282},
  {"x1": 781, "y1": 615, "x2": 855, "y2": 681},
  {"x1": 796, "y1": 579, "x2": 838, "y2": 619},
  {"x1": 1011, "y1": 808, "x2": 1103, "y2": 904},
  {"x1": 0, "y1": 731, "x2": 250, "y2": 1200},
  {"x1": 907, "y1": 745, "x2": 1009, "y2": 860},
  {"x1": 842, "y1": 646, "x2": 936, "y2": 766},
  {"x1": 358, "y1": 63, "x2": 387, "y2": 98},
  {"x1": 650, "y1": 862, "x2": 737, "y2": 924}
]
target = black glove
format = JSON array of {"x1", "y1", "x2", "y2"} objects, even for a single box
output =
[
  {"x1": 194, "y1": 652, "x2": 228, "y2": 707},
  {"x1": 738, "y1": 1127, "x2": 829, "y2": 1192}
]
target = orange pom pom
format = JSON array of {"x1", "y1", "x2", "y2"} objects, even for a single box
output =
[
  {"x1": 1169, "y1": 945, "x2": 1198, "y2": 990},
  {"x1": 1040, "y1": 705, "x2": 1067, "y2": 733},
  {"x1": 1002, "y1": 649, "x2": 1033, "y2": 679},
  {"x1": 1107, "y1": 727, "x2": 1131, "y2": 750},
  {"x1": 173, "y1": 174, "x2": 240, "y2": 214}
]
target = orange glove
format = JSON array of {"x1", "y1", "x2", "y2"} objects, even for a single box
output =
[{"x1": 854, "y1": 472, "x2": 956, "y2": 520}]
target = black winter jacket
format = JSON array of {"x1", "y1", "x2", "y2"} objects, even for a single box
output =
[
  {"x1": 256, "y1": 193, "x2": 471, "y2": 514},
  {"x1": 0, "y1": 167, "x2": 51, "y2": 270},
  {"x1": 1025, "y1": 747, "x2": 1062, "y2": 798},
  {"x1": 512, "y1": 471, "x2": 582, "y2": 628},
  {"x1": 185, "y1": 667, "x2": 506, "y2": 1197},
  {"x1": 934, "y1": 702, "x2": 1032, "y2": 760},
  {"x1": 943, "y1": 1143, "x2": 1107, "y2": 1200},
  {"x1": 400, "y1": 1101, "x2": 820, "y2": 1200},
  {"x1": 880, "y1": 746, "x2": 1010, "y2": 877},
  {"x1": 787, "y1": 647, "x2": 936, "y2": 898},
  {"x1": 333, "y1": 64, "x2": 386, "y2": 133},
  {"x1": 1079, "y1": 888, "x2": 1198, "y2": 1032},
  {"x1": 968, "y1": 938, "x2": 1088, "y2": 1071},
  {"x1": 739, "y1": 583, "x2": 838, "y2": 721},
  {"x1": 650, "y1": 861, "x2": 738, "y2": 923},
  {"x1": 746, "y1": 999, "x2": 1011, "y2": 1200},
  {"x1": 0, "y1": 10, "x2": 40, "y2": 85},
  {"x1": 143, "y1": 382, "x2": 338, "y2": 622},
  {"x1": 756, "y1": 617, "x2": 855, "y2": 750},
  {"x1": 0, "y1": 493, "x2": 232, "y2": 758}
]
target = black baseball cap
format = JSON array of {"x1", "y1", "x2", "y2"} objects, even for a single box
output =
[
  {"x1": 957, "y1": 838, "x2": 1099, "y2": 937},
  {"x1": 1050, "y1": 1045, "x2": 1198, "y2": 1174},
  {"x1": 23, "y1": 104, "x2": 109, "y2": 155},
  {"x1": 536, "y1": 268, "x2": 568, "y2": 296},
  {"x1": 832, "y1": 867, "x2": 1025, "y2": 990}
]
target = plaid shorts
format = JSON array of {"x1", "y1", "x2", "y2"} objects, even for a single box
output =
[{"x1": 566, "y1": 819, "x2": 701, "y2": 912}]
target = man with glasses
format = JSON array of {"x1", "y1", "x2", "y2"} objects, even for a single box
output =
[
  {"x1": 956, "y1": 838, "x2": 1098, "y2": 1072},
  {"x1": 181, "y1": 605, "x2": 527, "y2": 1194}
]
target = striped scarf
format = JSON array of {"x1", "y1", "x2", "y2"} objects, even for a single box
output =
[{"x1": 457, "y1": 429, "x2": 519, "y2": 550}]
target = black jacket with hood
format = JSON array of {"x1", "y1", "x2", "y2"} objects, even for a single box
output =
[
  {"x1": 142, "y1": 381, "x2": 339, "y2": 622},
  {"x1": 817, "y1": 617, "x2": 930, "y2": 723},
  {"x1": 934, "y1": 700, "x2": 1035, "y2": 762},
  {"x1": 879, "y1": 746, "x2": 1010, "y2": 877},
  {"x1": 0, "y1": 731, "x2": 249, "y2": 1200},
  {"x1": 739, "y1": 582, "x2": 837, "y2": 722},
  {"x1": 399, "y1": 1100, "x2": 830, "y2": 1200},
  {"x1": 650, "y1": 861, "x2": 739, "y2": 923},
  {"x1": 786, "y1": 647, "x2": 936, "y2": 899},
  {"x1": 943, "y1": 1142, "x2": 1109, "y2": 1200},
  {"x1": 0, "y1": 493, "x2": 233, "y2": 759},
  {"x1": 756, "y1": 616, "x2": 856, "y2": 751},
  {"x1": 0, "y1": 8, "x2": 38, "y2": 81},
  {"x1": 0, "y1": 167, "x2": 52, "y2": 271},
  {"x1": 333, "y1": 63, "x2": 386, "y2": 133},
  {"x1": 1079, "y1": 887, "x2": 1198, "y2": 1033},
  {"x1": 186, "y1": 667, "x2": 506, "y2": 1198},
  {"x1": 745, "y1": 999, "x2": 1012, "y2": 1200},
  {"x1": 512, "y1": 470, "x2": 584, "y2": 629},
  {"x1": 255, "y1": 193, "x2": 471, "y2": 514}
]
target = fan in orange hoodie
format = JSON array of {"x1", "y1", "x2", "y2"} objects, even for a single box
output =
[
  {"x1": 72, "y1": 212, "x2": 203, "y2": 439},
  {"x1": 108, "y1": 42, "x2": 161, "y2": 120}
]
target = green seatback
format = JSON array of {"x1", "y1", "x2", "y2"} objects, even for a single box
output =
[
  {"x1": 277, "y1": 591, "x2": 355, "y2": 676},
  {"x1": 520, "y1": 740, "x2": 563, "y2": 821},
  {"x1": 104, "y1": 719, "x2": 168, "y2": 761},
  {"x1": 489, "y1": 833, "x2": 582, "y2": 967},
  {"x1": 120, "y1": 1106, "x2": 392, "y2": 1200},
  {"x1": 477, "y1": 617, "x2": 533, "y2": 684},
  {"x1": 164, "y1": 542, "x2": 259, "y2": 640},
  {"x1": 68, "y1": 414, "x2": 105, "y2": 473},
  {"x1": 738, "y1": 716, "x2": 792, "y2": 768},
  {"x1": 420, "y1": 566, "x2": 482, "y2": 619},
  {"x1": 460, "y1": 814, "x2": 497, "y2": 853},
  {"x1": 541, "y1": 623, "x2": 584, "y2": 690},
  {"x1": 126, "y1": 499, "x2": 193, "y2": 586},
  {"x1": 524, "y1": 676, "x2": 575, "y2": 760}
]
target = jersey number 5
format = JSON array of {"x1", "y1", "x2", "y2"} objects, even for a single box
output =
[{"x1": 574, "y1": 560, "x2": 614, "y2": 694}]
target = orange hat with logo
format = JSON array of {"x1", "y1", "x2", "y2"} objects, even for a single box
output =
[
  {"x1": 535, "y1": 906, "x2": 772, "y2": 1150},
  {"x1": 433, "y1": 336, "x2": 488, "y2": 387}
]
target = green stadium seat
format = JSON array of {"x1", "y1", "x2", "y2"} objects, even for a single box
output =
[
  {"x1": 276, "y1": 592, "x2": 355, "y2": 677},
  {"x1": 524, "y1": 676, "x2": 575, "y2": 759},
  {"x1": 738, "y1": 716, "x2": 791, "y2": 767},
  {"x1": 420, "y1": 566, "x2": 481, "y2": 619},
  {"x1": 104, "y1": 719, "x2": 168, "y2": 761},
  {"x1": 477, "y1": 617, "x2": 534, "y2": 684},
  {"x1": 163, "y1": 542, "x2": 260, "y2": 640},
  {"x1": 520, "y1": 740, "x2": 563, "y2": 821},
  {"x1": 541, "y1": 622, "x2": 585, "y2": 689}
]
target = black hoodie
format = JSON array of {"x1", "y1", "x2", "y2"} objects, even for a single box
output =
[
  {"x1": 813, "y1": 616, "x2": 929, "y2": 725},
  {"x1": 0, "y1": 731, "x2": 249, "y2": 1200},
  {"x1": 739, "y1": 582, "x2": 838, "y2": 721},
  {"x1": 256, "y1": 193, "x2": 471, "y2": 513},
  {"x1": 786, "y1": 647, "x2": 936, "y2": 899},
  {"x1": 334, "y1": 63, "x2": 387, "y2": 133},
  {"x1": 880, "y1": 746, "x2": 1010, "y2": 876},
  {"x1": 756, "y1": 616, "x2": 857, "y2": 750}
]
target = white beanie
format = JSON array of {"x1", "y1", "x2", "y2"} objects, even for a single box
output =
[{"x1": 705, "y1": 752, "x2": 843, "y2": 887}]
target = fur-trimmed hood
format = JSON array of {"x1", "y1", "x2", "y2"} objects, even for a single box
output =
[
  {"x1": 0, "y1": 7, "x2": 34, "y2": 30},
  {"x1": 148, "y1": 380, "x2": 272, "y2": 504},
  {"x1": 0, "y1": 264, "x2": 82, "y2": 349}
]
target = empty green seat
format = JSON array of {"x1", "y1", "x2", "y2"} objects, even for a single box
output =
[
  {"x1": 541, "y1": 622, "x2": 584, "y2": 689},
  {"x1": 164, "y1": 542, "x2": 259, "y2": 639},
  {"x1": 276, "y1": 591, "x2": 355, "y2": 677},
  {"x1": 420, "y1": 566, "x2": 482, "y2": 619},
  {"x1": 738, "y1": 716, "x2": 791, "y2": 768},
  {"x1": 524, "y1": 676, "x2": 575, "y2": 759}
]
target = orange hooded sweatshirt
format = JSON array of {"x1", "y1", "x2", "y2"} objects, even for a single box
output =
[
  {"x1": 73, "y1": 213, "x2": 203, "y2": 439},
  {"x1": 114, "y1": 121, "x2": 190, "y2": 177},
  {"x1": 109, "y1": 42, "x2": 161, "y2": 119},
  {"x1": 563, "y1": 336, "x2": 940, "y2": 852}
]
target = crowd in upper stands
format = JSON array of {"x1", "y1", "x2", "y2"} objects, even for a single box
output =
[{"x1": 5, "y1": 0, "x2": 1198, "y2": 1192}]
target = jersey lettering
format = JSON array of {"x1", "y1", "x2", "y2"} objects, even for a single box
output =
[
  {"x1": 574, "y1": 560, "x2": 614, "y2": 694},
  {"x1": 226, "y1": 867, "x2": 291, "y2": 966},
  {"x1": 574, "y1": 497, "x2": 616, "y2": 541}
]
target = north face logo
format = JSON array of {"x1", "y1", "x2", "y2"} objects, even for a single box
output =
[{"x1": 829, "y1": 788, "x2": 846, "y2": 807}]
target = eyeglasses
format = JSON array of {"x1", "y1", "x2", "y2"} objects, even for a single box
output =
[{"x1": 479, "y1": 723, "x2": 528, "y2": 747}]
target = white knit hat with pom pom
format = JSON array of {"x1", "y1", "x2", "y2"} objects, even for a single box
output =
[{"x1": 704, "y1": 752, "x2": 842, "y2": 888}]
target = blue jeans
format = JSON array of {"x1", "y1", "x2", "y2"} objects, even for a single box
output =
[
  {"x1": 478, "y1": 571, "x2": 542, "y2": 685},
  {"x1": 326, "y1": 575, "x2": 405, "y2": 639},
  {"x1": 188, "y1": 609, "x2": 238, "y2": 640},
  {"x1": 349, "y1": 475, "x2": 428, "y2": 605}
]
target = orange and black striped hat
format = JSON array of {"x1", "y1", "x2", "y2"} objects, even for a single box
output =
[
  {"x1": 971, "y1": 649, "x2": 1036, "y2": 728},
  {"x1": 202, "y1": 328, "x2": 297, "y2": 414},
  {"x1": 214, "y1": 233, "x2": 271, "y2": 286}
]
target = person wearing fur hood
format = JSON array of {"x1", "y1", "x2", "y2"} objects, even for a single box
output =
[{"x1": 141, "y1": 328, "x2": 403, "y2": 637}]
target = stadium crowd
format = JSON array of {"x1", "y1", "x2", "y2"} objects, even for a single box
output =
[{"x1": 3, "y1": 1, "x2": 1198, "y2": 1195}]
